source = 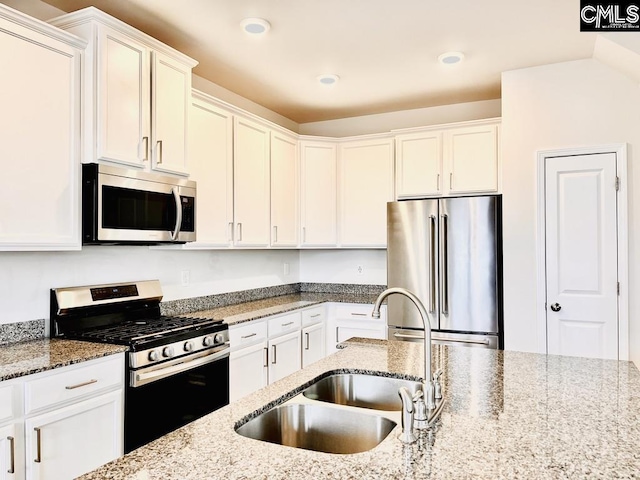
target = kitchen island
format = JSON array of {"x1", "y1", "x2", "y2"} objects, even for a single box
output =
[{"x1": 79, "y1": 339, "x2": 640, "y2": 479}]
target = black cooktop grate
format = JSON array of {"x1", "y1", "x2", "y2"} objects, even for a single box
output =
[{"x1": 68, "y1": 316, "x2": 224, "y2": 345}]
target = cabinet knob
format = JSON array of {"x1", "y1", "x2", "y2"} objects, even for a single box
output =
[{"x1": 550, "y1": 303, "x2": 561, "y2": 312}]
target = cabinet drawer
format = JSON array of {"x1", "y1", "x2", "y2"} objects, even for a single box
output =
[
  {"x1": 0, "y1": 381, "x2": 20, "y2": 424},
  {"x1": 24, "y1": 354, "x2": 124, "y2": 415},
  {"x1": 229, "y1": 320, "x2": 268, "y2": 349},
  {"x1": 335, "y1": 304, "x2": 385, "y2": 322},
  {"x1": 301, "y1": 306, "x2": 325, "y2": 327},
  {"x1": 267, "y1": 311, "x2": 301, "y2": 338}
]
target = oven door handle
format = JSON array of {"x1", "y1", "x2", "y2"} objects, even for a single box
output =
[
  {"x1": 170, "y1": 187, "x2": 182, "y2": 241},
  {"x1": 132, "y1": 347, "x2": 229, "y2": 388}
]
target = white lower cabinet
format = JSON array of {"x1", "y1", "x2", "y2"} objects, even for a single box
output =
[
  {"x1": 0, "y1": 353, "x2": 124, "y2": 480},
  {"x1": 302, "y1": 322, "x2": 325, "y2": 368},
  {"x1": 229, "y1": 342, "x2": 268, "y2": 403},
  {"x1": 268, "y1": 331, "x2": 301, "y2": 384},
  {"x1": 25, "y1": 391, "x2": 122, "y2": 480},
  {"x1": 229, "y1": 307, "x2": 328, "y2": 401},
  {"x1": 0, "y1": 423, "x2": 21, "y2": 480},
  {"x1": 327, "y1": 303, "x2": 387, "y2": 354}
]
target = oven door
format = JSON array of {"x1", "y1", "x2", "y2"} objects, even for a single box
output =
[{"x1": 125, "y1": 347, "x2": 229, "y2": 453}]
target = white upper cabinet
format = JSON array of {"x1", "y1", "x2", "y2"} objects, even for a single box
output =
[
  {"x1": 151, "y1": 51, "x2": 193, "y2": 176},
  {"x1": 233, "y1": 116, "x2": 271, "y2": 247},
  {"x1": 394, "y1": 119, "x2": 500, "y2": 198},
  {"x1": 444, "y1": 123, "x2": 499, "y2": 194},
  {"x1": 0, "y1": 5, "x2": 85, "y2": 250},
  {"x1": 395, "y1": 131, "x2": 442, "y2": 198},
  {"x1": 338, "y1": 137, "x2": 394, "y2": 247},
  {"x1": 270, "y1": 132, "x2": 299, "y2": 247},
  {"x1": 300, "y1": 140, "x2": 337, "y2": 247},
  {"x1": 187, "y1": 92, "x2": 234, "y2": 247},
  {"x1": 50, "y1": 7, "x2": 197, "y2": 176},
  {"x1": 95, "y1": 26, "x2": 149, "y2": 168}
]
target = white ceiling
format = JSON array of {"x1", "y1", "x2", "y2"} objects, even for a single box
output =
[{"x1": 40, "y1": 0, "x2": 597, "y2": 124}]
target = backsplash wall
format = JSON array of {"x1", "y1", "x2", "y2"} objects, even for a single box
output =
[{"x1": 0, "y1": 248, "x2": 300, "y2": 326}]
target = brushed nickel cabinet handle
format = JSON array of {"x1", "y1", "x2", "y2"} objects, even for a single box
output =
[
  {"x1": 229, "y1": 222, "x2": 234, "y2": 242},
  {"x1": 263, "y1": 347, "x2": 268, "y2": 367},
  {"x1": 437, "y1": 173, "x2": 440, "y2": 191},
  {"x1": 156, "y1": 140, "x2": 163, "y2": 164},
  {"x1": 305, "y1": 332, "x2": 310, "y2": 350},
  {"x1": 335, "y1": 326, "x2": 339, "y2": 343},
  {"x1": 241, "y1": 333, "x2": 257, "y2": 339},
  {"x1": 65, "y1": 378, "x2": 98, "y2": 390},
  {"x1": 310, "y1": 313, "x2": 321, "y2": 318},
  {"x1": 273, "y1": 225, "x2": 278, "y2": 243},
  {"x1": 271, "y1": 345, "x2": 277, "y2": 364},
  {"x1": 237, "y1": 223, "x2": 243, "y2": 242},
  {"x1": 351, "y1": 313, "x2": 367, "y2": 317},
  {"x1": 7, "y1": 436, "x2": 14, "y2": 473},
  {"x1": 281, "y1": 321, "x2": 294, "y2": 327},
  {"x1": 142, "y1": 136, "x2": 149, "y2": 161},
  {"x1": 34, "y1": 427, "x2": 41, "y2": 463},
  {"x1": 449, "y1": 172, "x2": 453, "y2": 190}
]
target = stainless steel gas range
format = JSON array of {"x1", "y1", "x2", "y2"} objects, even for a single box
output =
[{"x1": 50, "y1": 280, "x2": 229, "y2": 453}]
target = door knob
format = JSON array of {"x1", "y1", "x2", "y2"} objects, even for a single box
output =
[{"x1": 550, "y1": 303, "x2": 561, "y2": 312}]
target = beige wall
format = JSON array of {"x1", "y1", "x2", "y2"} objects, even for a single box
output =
[
  {"x1": 299, "y1": 99, "x2": 501, "y2": 137},
  {"x1": 501, "y1": 59, "x2": 640, "y2": 367}
]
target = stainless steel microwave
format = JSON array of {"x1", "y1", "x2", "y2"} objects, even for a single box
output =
[{"x1": 82, "y1": 163, "x2": 196, "y2": 245}]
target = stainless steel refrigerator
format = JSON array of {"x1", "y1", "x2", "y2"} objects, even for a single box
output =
[{"x1": 386, "y1": 196, "x2": 503, "y2": 349}]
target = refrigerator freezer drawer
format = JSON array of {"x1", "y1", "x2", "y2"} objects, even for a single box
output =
[{"x1": 388, "y1": 327, "x2": 499, "y2": 349}]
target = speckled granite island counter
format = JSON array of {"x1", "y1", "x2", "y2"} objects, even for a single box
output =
[{"x1": 78, "y1": 339, "x2": 640, "y2": 479}]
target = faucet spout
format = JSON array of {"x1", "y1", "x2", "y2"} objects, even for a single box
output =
[{"x1": 372, "y1": 287, "x2": 433, "y2": 393}]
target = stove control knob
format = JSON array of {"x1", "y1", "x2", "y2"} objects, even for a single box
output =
[
  {"x1": 203, "y1": 336, "x2": 214, "y2": 347},
  {"x1": 162, "y1": 346, "x2": 174, "y2": 358},
  {"x1": 183, "y1": 341, "x2": 194, "y2": 352},
  {"x1": 213, "y1": 333, "x2": 225, "y2": 345},
  {"x1": 148, "y1": 350, "x2": 159, "y2": 362}
]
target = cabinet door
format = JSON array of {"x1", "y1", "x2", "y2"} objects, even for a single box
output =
[
  {"x1": 0, "y1": 424, "x2": 22, "y2": 480},
  {"x1": 96, "y1": 26, "x2": 150, "y2": 168},
  {"x1": 270, "y1": 132, "x2": 299, "y2": 247},
  {"x1": 302, "y1": 323, "x2": 325, "y2": 368},
  {"x1": 395, "y1": 131, "x2": 442, "y2": 198},
  {"x1": 444, "y1": 124, "x2": 499, "y2": 194},
  {"x1": 0, "y1": 16, "x2": 81, "y2": 250},
  {"x1": 268, "y1": 331, "x2": 301, "y2": 384},
  {"x1": 233, "y1": 117, "x2": 271, "y2": 247},
  {"x1": 339, "y1": 138, "x2": 394, "y2": 247},
  {"x1": 229, "y1": 342, "x2": 268, "y2": 402},
  {"x1": 300, "y1": 141, "x2": 337, "y2": 246},
  {"x1": 25, "y1": 390, "x2": 123, "y2": 480},
  {"x1": 188, "y1": 94, "x2": 234, "y2": 247},
  {"x1": 151, "y1": 51, "x2": 191, "y2": 176}
]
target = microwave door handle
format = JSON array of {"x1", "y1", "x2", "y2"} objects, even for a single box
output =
[{"x1": 171, "y1": 187, "x2": 182, "y2": 240}]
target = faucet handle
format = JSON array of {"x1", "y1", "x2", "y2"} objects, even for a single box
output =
[
  {"x1": 412, "y1": 389, "x2": 423, "y2": 402},
  {"x1": 398, "y1": 387, "x2": 417, "y2": 444},
  {"x1": 433, "y1": 369, "x2": 443, "y2": 400}
]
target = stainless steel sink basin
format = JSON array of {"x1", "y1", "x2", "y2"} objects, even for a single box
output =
[
  {"x1": 235, "y1": 403, "x2": 396, "y2": 454},
  {"x1": 302, "y1": 373, "x2": 422, "y2": 411}
]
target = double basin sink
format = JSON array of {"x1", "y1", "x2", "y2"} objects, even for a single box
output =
[{"x1": 235, "y1": 373, "x2": 422, "y2": 454}]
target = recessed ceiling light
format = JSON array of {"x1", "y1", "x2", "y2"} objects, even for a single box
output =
[
  {"x1": 317, "y1": 74, "x2": 340, "y2": 86},
  {"x1": 240, "y1": 18, "x2": 271, "y2": 35},
  {"x1": 438, "y1": 51, "x2": 465, "y2": 65}
]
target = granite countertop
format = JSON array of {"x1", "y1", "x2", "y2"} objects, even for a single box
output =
[
  {"x1": 79, "y1": 339, "x2": 640, "y2": 479},
  {"x1": 0, "y1": 339, "x2": 128, "y2": 381},
  {"x1": 186, "y1": 292, "x2": 382, "y2": 326}
]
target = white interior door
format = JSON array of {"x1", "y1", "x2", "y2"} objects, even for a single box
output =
[{"x1": 545, "y1": 152, "x2": 618, "y2": 359}]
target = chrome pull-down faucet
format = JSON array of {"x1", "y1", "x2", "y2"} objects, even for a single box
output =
[{"x1": 372, "y1": 287, "x2": 445, "y2": 442}]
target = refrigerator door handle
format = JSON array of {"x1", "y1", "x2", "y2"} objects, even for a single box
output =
[
  {"x1": 429, "y1": 215, "x2": 437, "y2": 313},
  {"x1": 441, "y1": 213, "x2": 449, "y2": 315}
]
